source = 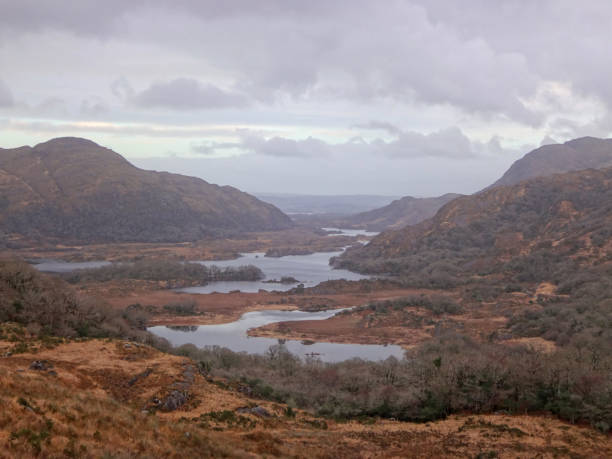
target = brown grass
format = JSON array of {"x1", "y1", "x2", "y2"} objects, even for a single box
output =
[{"x1": 1, "y1": 338, "x2": 610, "y2": 458}]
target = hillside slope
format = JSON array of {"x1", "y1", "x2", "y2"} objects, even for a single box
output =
[
  {"x1": 488, "y1": 136, "x2": 612, "y2": 189},
  {"x1": 1, "y1": 260, "x2": 610, "y2": 457},
  {"x1": 333, "y1": 193, "x2": 463, "y2": 231},
  {"x1": 2, "y1": 337, "x2": 609, "y2": 458},
  {"x1": 336, "y1": 166, "x2": 612, "y2": 276},
  {"x1": 0, "y1": 138, "x2": 292, "y2": 243}
]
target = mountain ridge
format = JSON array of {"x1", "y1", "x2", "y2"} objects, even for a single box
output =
[
  {"x1": 0, "y1": 137, "x2": 293, "y2": 243},
  {"x1": 486, "y1": 136, "x2": 612, "y2": 190},
  {"x1": 329, "y1": 192, "x2": 463, "y2": 231},
  {"x1": 323, "y1": 136, "x2": 612, "y2": 232},
  {"x1": 336, "y1": 165, "x2": 612, "y2": 277}
]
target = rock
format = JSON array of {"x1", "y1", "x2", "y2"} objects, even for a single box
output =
[
  {"x1": 128, "y1": 368, "x2": 153, "y2": 387},
  {"x1": 251, "y1": 406, "x2": 272, "y2": 418},
  {"x1": 160, "y1": 390, "x2": 188, "y2": 412},
  {"x1": 237, "y1": 385, "x2": 253, "y2": 397},
  {"x1": 29, "y1": 360, "x2": 52, "y2": 371}
]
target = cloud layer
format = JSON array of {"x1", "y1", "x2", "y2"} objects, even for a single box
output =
[
  {"x1": 1, "y1": 1, "x2": 611, "y2": 193},
  {"x1": 0, "y1": 80, "x2": 13, "y2": 107}
]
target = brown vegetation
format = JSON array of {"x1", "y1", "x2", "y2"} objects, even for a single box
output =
[
  {"x1": 5, "y1": 227, "x2": 358, "y2": 262},
  {"x1": 0, "y1": 137, "x2": 292, "y2": 244},
  {"x1": 1, "y1": 336, "x2": 610, "y2": 458}
]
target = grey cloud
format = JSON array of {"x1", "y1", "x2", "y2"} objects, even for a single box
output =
[
  {"x1": 241, "y1": 134, "x2": 332, "y2": 158},
  {"x1": 540, "y1": 136, "x2": 558, "y2": 147},
  {"x1": 218, "y1": 126, "x2": 511, "y2": 160},
  {"x1": 80, "y1": 100, "x2": 108, "y2": 117},
  {"x1": 413, "y1": 0, "x2": 612, "y2": 112},
  {"x1": 3, "y1": 1, "x2": 612, "y2": 130},
  {"x1": 0, "y1": 0, "x2": 135, "y2": 37},
  {"x1": 0, "y1": 1, "x2": 557, "y2": 123},
  {"x1": 191, "y1": 140, "x2": 240, "y2": 156},
  {"x1": 133, "y1": 143, "x2": 518, "y2": 196},
  {"x1": 132, "y1": 78, "x2": 249, "y2": 110},
  {"x1": 0, "y1": 80, "x2": 14, "y2": 107},
  {"x1": 110, "y1": 77, "x2": 135, "y2": 100},
  {"x1": 387, "y1": 127, "x2": 476, "y2": 158},
  {"x1": 352, "y1": 121, "x2": 402, "y2": 136}
]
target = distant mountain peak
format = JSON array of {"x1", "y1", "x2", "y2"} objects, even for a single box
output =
[
  {"x1": 487, "y1": 136, "x2": 612, "y2": 190},
  {"x1": 35, "y1": 137, "x2": 102, "y2": 148}
]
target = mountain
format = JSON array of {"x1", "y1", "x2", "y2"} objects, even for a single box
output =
[
  {"x1": 0, "y1": 137, "x2": 292, "y2": 243},
  {"x1": 335, "y1": 166, "x2": 612, "y2": 279},
  {"x1": 330, "y1": 193, "x2": 463, "y2": 231},
  {"x1": 254, "y1": 193, "x2": 399, "y2": 215},
  {"x1": 327, "y1": 136, "x2": 612, "y2": 232},
  {"x1": 488, "y1": 136, "x2": 612, "y2": 189}
]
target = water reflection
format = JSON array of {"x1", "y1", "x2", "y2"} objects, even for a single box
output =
[
  {"x1": 321, "y1": 227, "x2": 379, "y2": 237},
  {"x1": 149, "y1": 308, "x2": 405, "y2": 362},
  {"x1": 180, "y1": 250, "x2": 369, "y2": 294}
]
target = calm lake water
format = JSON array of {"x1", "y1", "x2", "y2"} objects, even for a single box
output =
[
  {"x1": 32, "y1": 243, "x2": 400, "y2": 362},
  {"x1": 179, "y1": 250, "x2": 369, "y2": 294},
  {"x1": 33, "y1": 260, "x2": 111, "y2": 272},
  {"x1": 322, "y1": 227, "x2": 379, "y2": 237},
  {"x1": 148, "y1": 308, "x2": 405, "y2": 362}
]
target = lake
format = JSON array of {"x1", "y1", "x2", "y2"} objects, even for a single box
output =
[
  {"x1": 30, "y1": 249, "x2": 365, "y2": 294},
  {"x1": 322, "y1": 227, "x2": 379, "y2": 237},
  {"x1": 179, "y1": 250, "x2": 369, "y2": 294},
  {"x1": 148, "y1": 308, "x2": 405, "y2": 362}
]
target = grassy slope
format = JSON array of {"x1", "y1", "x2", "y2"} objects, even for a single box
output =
[
  {"x1": 0, "y1": 137, "x2": 292, "y2": 243},
  {"x1": 0, "y1": 336, "x2": 610, "y2": 458}
]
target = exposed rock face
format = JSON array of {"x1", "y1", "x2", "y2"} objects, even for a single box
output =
[
  {"x1": 29, "y1": 360, "x2": 52, "y2": 371},
  {"x1": 160, "y1": 390, "x2": 189, "y2": 412},
  {"x1": 0, "y1": 137, "x2": 293, "y2": 243}
]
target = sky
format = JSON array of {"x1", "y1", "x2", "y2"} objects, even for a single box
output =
[{"x1": 1, "y1": 0, "x2": 611, "y2": 196}]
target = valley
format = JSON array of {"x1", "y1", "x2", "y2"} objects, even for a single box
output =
[
  {"x1": 5, "y1": 4, "x2": 612, "y2": 456},
  {"x1": 1, "y1": 136, "x2": 612, "y2": 457}
]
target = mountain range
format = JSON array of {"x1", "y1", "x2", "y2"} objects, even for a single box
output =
[{"x1": 326, "y1": 136, "x2": 612, "y2": 231}]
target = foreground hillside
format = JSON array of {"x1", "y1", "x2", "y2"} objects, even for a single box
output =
[
  {"x1": 0, "y1": 138, "x2": 292, "y2": 244},
  {"x1": 1, "y1": 250, "x2": 611, "y2": 456},
  {"x1": 2, "y1": 337, "x2": 609, "y2": 458}
]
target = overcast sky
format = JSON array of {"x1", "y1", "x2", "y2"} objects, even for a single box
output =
[{"x1": 1, "y1": 0, "x2": 611, "y2": 195}]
